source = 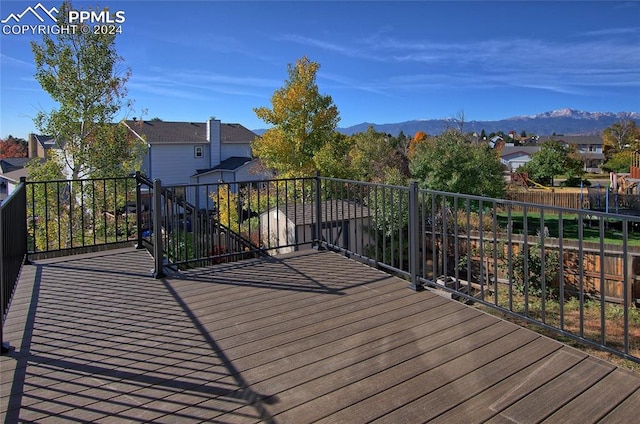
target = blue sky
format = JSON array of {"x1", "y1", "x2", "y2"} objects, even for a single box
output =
[{"x1": 1, "y1": 0, "x2": 639, "y2": 140}]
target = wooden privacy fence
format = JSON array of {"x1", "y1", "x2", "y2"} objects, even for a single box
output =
[
  {"x1": 508, "y1": 191, "x2": 640, "y2": 212},
  {"x1": 507, "y1": 192, "x2": 583, "y2": 209},
  {"x1": 439, "y1": 233, "x2": 640, "y2": 305}
]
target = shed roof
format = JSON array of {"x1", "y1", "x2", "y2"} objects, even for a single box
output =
[{"x1": 267, "y1": 200, "x2": 370, "y2": 226}]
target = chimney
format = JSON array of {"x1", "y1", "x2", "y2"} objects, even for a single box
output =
[
  {"x1": 28, "y1": 133, "x2": 38, "y2": 158},
  {"x1": 207, "y1": 117, "x2": 221, "y2": 166}
]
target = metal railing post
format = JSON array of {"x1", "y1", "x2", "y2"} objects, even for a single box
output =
[
  {"x1": 20, "y1": 177, "x2": 29, "y2": 265},
  {"x1": 1, "y1": 179, "x2": 28, "y2": 354},
  {"x1": 0, "y1": 191, "x2": 5, "y2": 354},
  {"x1": 314, "y1": 172, "x2": 324, "y2": 250},
  {"x1": 135, "y1": 172, "x2": 144, "y2": 249},
  {"x1": 408, "y1": 181, "x2": 421, "y2": 291},
  {"x1": 152, "y1": 179, "x2": 166, "y2": 279}
]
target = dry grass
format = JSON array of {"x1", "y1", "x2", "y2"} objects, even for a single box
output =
[{"x1": 473, "y1": 294, "x2": 640, "y2": 374}]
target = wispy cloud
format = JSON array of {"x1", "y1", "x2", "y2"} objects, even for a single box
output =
[
  {"x1": 580, "y1": 27, "x2": 639, "y2": 37},
  {"x1": 130, "y1": 69, "x2": 282, "y2": 100},
  {"x1": 273, "y1": 34, "x2": 386, "y2": 62},
  {"x1": 277, "y1": 32, "x2": 640, "y2": 97},
  {"x1": 0, "y1": 54, "x2": 33, "y2": 68}
]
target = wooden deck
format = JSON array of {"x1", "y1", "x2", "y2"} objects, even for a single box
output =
[{"x1": 2, "y1": 248, "x2": 640, "y2": 423}]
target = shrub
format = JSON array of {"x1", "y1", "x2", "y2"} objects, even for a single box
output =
[
  {"x1": 512, "y1": 242, "x2": 560, "y2": 300},
  {"x1": 560, "y1": 177, "x2": 591, "y2": 187}
]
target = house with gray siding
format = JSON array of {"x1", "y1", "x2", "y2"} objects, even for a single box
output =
[
  {"x1": 125, "y1": 118, "x2": 268, "y2": 186},
  {"x1": 500, "y1": 146, "x2": 540, "y2": 171},
  {"x1": 0, "y1": 158, "x2": 30, "y2": 202},
  {"x1": 538, "y1": 135, "x2": 606, "y2": 173}
]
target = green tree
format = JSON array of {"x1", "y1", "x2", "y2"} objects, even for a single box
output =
[
  {"x1": 25, "y1": 156, "x2": 67, "y2": 251},
  {"x1": 520, "y1": 139, "x2": 583, "y2": 186},
  {"x1": 347, "y1": 126, "x2": 405, "y2": 182},
  {"x1": 602, "y1": 150, "x2": 633, "y2": 173},
  {"x1": 409, "y1": 129, "x2": 505, "y2": 198},
  {"x1": 313, "y1": 132, "x2": 355, "y2": 179},
  {"x1": 31, "y1": 0, "x2": 143, "y2": 179},
  {"x1": 391, "y1": 130, "x2": 410, "y2": 156},
  {"x1": 602, "y1": 120, "x2": 639, "y2": 157},
  {"x1": 252, "y1": 56, "x2": 341, "y2": 178}
]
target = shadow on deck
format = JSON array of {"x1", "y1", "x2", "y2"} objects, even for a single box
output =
[{"x1": 1, "y1": 248, "x2": 639, "y2": 423}]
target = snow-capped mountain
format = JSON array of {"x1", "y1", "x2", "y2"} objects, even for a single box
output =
[
  {"x1": 509, "y1": 108, "x2": 640, "y2": 121},
  {"x1": 335, "y1": 109, "x2": 640, "y2": 136},
  {"x1": 253, "y1": 109, "x2": 639, "y2": 137}
]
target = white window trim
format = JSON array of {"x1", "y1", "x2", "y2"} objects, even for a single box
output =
[{"x1": 195, "y1": 146, "x2": 203, "y2": 158}]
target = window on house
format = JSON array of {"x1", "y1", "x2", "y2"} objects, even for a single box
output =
[{"x1": 195, "y1": 146, "x2": 203, "y2": 158}]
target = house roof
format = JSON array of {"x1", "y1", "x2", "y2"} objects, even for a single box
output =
[
  {"x1": 0, "y1": 158, "x2": 45, "y2": 182},
  {"x1": 194, "y1": 157, "x2": 254, "y2": 175},
  {"x1": 31, "y1": 134, "x2": 58, "y2": 149},
  {"x1": 125, "y1": 120, "x2": 257, "y2": 145},
  {"x1": 268, "y1": 200, "x2": 370, "y2": 226},
  {"x1": 1, "y1": 167, "x2": 29, "y2": 183},
  {"x1": 0, "y1": 158, "x2": 30, "y2": 173},
  {"x1": 220, "y1": 124, "x2": 258, "y2": 144},
  {"x1": 537, "y1": 135, "x2": 603, "y2": 145},
  {"x1": 500, "y1": 146, "x2": 540, "y2": 158}
]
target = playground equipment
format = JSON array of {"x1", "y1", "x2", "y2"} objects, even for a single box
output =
[
  {"x1": 632, "y1": 150, "x2": 640, "y2": 179},
  {"x1": 617, "y1": 174, "x2": 639, "y2": 194},
  {"x1": 510, "y1": 172, "x2": 552, "y2": 191}
]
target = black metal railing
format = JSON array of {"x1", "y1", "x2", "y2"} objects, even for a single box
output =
[
  {"x1": 150, "y1": 177, "x2": 320, "y2": 270},
  {"x1": 25, "y1": 176, "x2": 139, "y2": 257},
  {"x1": 3, "y1": 173, "x2": 640, "y2": 362},
  {"x1": 316, "y1": 177, "x2": 640, "y2": 363},
  {"x1": 1, "y1": 180, "x2": 27, "y2": 353}
]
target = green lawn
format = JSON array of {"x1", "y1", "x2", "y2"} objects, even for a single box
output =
[{"x1": 496, "y1": 212, "x2": 640, "y2": 247}]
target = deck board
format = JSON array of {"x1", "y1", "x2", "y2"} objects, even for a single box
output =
[{"x1": 2, "y1": 247, "x2": 639, "y2": 423}]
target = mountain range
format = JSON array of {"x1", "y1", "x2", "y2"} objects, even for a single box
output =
[{"x1": 254, "y1": 108, "x2": 639, "y2": 137}]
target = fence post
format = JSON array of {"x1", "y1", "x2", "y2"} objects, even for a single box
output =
[
  {"x1": 408, "y1": 180, "x2": 422, "y2": 291},
  {"x1": 314, "y1": 172, "x2": 324, "y2": 250},
  {"x1": 152, "y1": 179, "x2": 166, "y2": 279},
  {"x1": 135, "y1": 172, "x2": 144, "y2": 249}
]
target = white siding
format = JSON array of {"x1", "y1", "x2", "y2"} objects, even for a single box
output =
[
  {"x1": 221, "y1": 144, "x2": 252, "y2": 161},
  {"x1": 144, "y1": 144, "x2": 209, "y2": 185},
  {"x1": 501, "y1": 153, "x2": 532, "y2": 171}
]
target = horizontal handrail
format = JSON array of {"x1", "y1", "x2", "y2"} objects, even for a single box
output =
[{"x1": 3, "y1": 172, "x2": 640, "y2": 363}]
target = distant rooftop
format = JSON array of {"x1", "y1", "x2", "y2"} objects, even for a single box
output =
[{"x1": 125, "y1": 120, "x2": 257, "y2": 145}]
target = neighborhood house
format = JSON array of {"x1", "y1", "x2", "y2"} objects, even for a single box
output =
[{"x1": 125, "y1": 118, "x2": 267, "y2": 186}]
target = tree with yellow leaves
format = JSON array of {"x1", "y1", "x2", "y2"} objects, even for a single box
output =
[
  {"x1": 602, "y1": 120, "x2": 639, "y2": 157},
  {"x1": 252, "y1": 57, "x2": 341, "y2": 178}
]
